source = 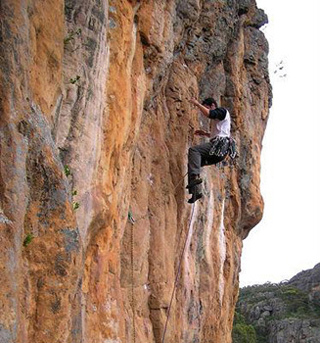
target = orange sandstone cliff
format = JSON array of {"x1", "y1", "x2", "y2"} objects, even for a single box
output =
[{"x1": 0, "y1": 0, "x2": 271, "y2": 342}]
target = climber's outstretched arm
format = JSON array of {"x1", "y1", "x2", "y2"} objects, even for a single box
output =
[{"x1": 189, "y1": 98, "x2": 210, "y2": 117}]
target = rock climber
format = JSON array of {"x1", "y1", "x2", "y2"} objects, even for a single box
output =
[{"x1": 187, "y1": 97, "x2": 236, "y2": 203}]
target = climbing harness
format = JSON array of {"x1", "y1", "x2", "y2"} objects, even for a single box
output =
[
  {"x1": 209, "y1": 136, "x2": 238, "y2": 159},
  {"x1": 228, "y1": 137, "x2": 237, "y2": 159},
  {"x1": 161, "y1": 202, "x2": 196, "y2": 343}
]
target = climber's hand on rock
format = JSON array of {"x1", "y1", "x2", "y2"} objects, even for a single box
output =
[
  {"x1": 189, "y1": 98, "x2": 200, "y2": 106},
  {"x1": 194, "y1": 129, "x2": 209, "y2": 137}
]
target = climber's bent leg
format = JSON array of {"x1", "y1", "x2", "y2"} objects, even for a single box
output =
[
  {"x1": 201, "y1": 154, "x2": 227, "y2": 167},
  {"x1": 187, "y1": 142, "x2": 213, "y2": 187}
]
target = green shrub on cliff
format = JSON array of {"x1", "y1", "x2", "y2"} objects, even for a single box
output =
[
  {"x1": 280, "y1": 286, "x2": 316, "y2": 318},
  {"x1": 282, "y1": 287, "x2": 307, "y2": 311},
  {"x1": 238, "y1": 283, "x2": 320, "y2": 319},
  {"x1": 23, "y1": 233, "x2": 34, "y2": 247},
  {"x1": 232, "y1": 312, "x2": 257, "y2": 343}
]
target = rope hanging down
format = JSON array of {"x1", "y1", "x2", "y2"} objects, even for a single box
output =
[
  {"x1": 130, "y1": 215, "x2": 136, "y2": 343},
  {"x1": 161, "y1": 202, "x2": 196, "y2": 343},
  {"x1": 173, "y1": 171, "x2": 188, "y2": 193},
  {"x1": 128, "y1": 171, "x2": 193, "y2": 343}
]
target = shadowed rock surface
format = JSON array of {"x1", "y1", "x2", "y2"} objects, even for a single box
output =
[{"x1": 0, "y1": 0, "x2": 271, "y2": 342}]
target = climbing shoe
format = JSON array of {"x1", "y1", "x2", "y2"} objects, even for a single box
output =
[
  {"x1": 186, "y1": 176, "x2": 203, "y2": 189},
  {"x1": 188, "y1": 192, "x2": 203, "y2": 204}
]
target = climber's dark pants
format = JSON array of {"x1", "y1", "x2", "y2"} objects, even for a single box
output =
[{"x1": 188, "y1": 142, "x2": 226, "y2": 186}]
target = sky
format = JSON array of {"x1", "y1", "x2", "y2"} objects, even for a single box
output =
[{"x1": 240, "y1": 0, "x2": 320, "y2": 286}]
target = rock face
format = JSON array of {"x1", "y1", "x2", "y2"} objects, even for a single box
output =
[
  {"x1": 233, "y1": 263, "x2": 320, "y2": 343},
  {"x1": 0, "y1": 1, "x2": 271, "y2": 343}
]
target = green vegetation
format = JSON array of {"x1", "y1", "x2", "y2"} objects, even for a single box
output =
[
  {"x1": 233, "y1": 324, "x2": 257, "y2": 343},
  {"x1": 64, "y1": 165, "x2": 80, "y2": 211},
  {"x1": 238, "y1": 283, "x2": 320, "y2": 319},
  {"x1": 233, "y1": 282, "x2": 320, "y2": 343},
  {"x1": 69, "y1": 75, "x2": 81, "y2": 84},
  {"x1": 281, "y1": 286, "x2": 320, "y2": 318},
  {"x1": 23, "y1": 233, "x2": 34, "y2": 247},
  {"x1": 232, "y1": 312, "x2": 257, "y2": 343},
  {"x1": 72, "y1": 202, "x2": 80, "y2": 211},
  {"x1": 64, "y1": 165, "x2": 71, "y2": 177},
  {"x1": 72, "y1": 188, "x2": 79, "y2": 210}
]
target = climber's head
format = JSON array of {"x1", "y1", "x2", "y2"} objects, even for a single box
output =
[{"x1": 202, "y1": 97, "x2": 217, "y2": 110}]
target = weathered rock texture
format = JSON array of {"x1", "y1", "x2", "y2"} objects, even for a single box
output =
[
  {"x1": 233, "y1": 263, "x2": 320, "y2": 343},
  {"x1": 0, "y1": 0, "x2": 271, "y2": 342}
]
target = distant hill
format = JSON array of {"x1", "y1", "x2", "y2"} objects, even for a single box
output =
[{"x1": 233, "y1": 263, "x2": 320, "y2": 343}]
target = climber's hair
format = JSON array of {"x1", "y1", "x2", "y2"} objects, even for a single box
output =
[{"x1": 202, "y1": 97, "x2": 218, "y2": 108}]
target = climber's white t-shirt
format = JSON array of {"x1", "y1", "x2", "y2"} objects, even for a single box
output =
[{"x1": 209, "y1": 108, "x2": 231, "y2": 138}]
